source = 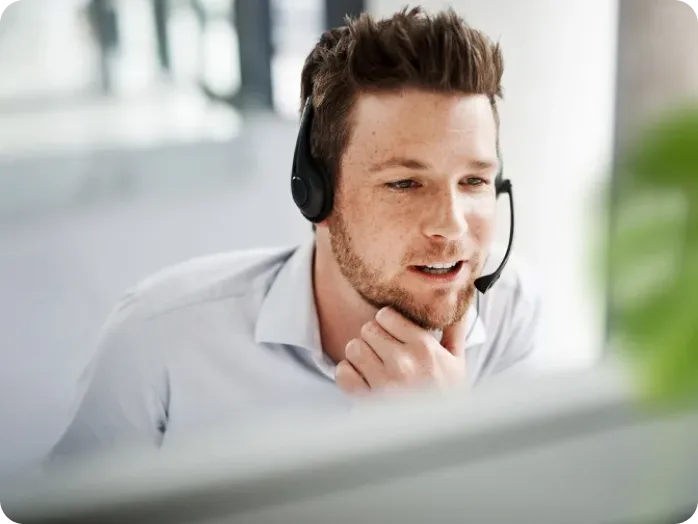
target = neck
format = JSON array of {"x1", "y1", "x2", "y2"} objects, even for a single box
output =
[{"x1": 313, "y1": 234, "x2": 378, "y2": 365}]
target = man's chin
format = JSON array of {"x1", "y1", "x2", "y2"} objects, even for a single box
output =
[
  {"x1": 353, "y1": 278, "x2": 474, "y2": 330},
  {"x1": 390, "y1": 302, "x2": 466, "y2": 332},
  {"x1": 404, "y1": 290, "x2": 474, "y2": 331}
]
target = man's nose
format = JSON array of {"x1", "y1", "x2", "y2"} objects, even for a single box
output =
[{"x1": 422, "y1": 190, "x2": 469, "y2": 241}]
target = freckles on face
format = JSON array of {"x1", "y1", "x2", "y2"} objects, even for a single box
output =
[
  {"x1": 335, "y1": 180, "x2": 412, "y2": 271},
  {"x1": 469, "y1": 196, "x2": 497, "y2": 243},
  {"x1": 326, "y1": 91, "x2": 500, "y2": 330},
  {"x1": 336, "y1": 89, "x2": 499, "y2": 264}
]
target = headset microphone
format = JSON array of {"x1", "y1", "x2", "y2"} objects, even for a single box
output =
[
  {"x1": 292, "y1": 95, "x2": 515, "y2": 294},
  {"x1": 473, "y1": 177, "x2": 514, "y2": 294}
]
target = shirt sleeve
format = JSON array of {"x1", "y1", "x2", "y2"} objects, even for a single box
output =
[{"x1": 47, "y1": 295, "x2": 169, "y2": 461}]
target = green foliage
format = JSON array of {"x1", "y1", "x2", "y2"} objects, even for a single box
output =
[{"x1": 608, "y1": 102, "x2": 698, "y2": 407}]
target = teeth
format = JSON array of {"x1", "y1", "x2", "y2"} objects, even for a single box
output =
[{"x1": 426, "y1": 263, "x2": 457, "y2": 269}]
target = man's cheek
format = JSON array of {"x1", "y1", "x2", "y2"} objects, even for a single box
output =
[
  {"x1": 342, "y1": 195, "x2": 380, "y2": 229},
  {"x1": 470, "y1": 205, "x2": 497, "y2": 244}
]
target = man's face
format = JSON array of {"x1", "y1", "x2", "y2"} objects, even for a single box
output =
[{"x1": 324, "y1": 89, "x2": 500, "y2": 331}]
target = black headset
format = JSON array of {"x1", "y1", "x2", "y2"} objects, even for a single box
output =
[{"x1": 291, "y1": 96, "x2": 515, "y2": 294}]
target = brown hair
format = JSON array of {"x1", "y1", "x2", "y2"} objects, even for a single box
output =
[{"x1": 300, "y1": 6, "x2": 504, "y2": 185}]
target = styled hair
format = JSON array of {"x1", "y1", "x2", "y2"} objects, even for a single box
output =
[{"x1": 300, "y1": 6, "x2": 504, "y2": 185}]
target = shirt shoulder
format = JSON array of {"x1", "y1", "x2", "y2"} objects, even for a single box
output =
[
  {"x1": 481, "y1": 245, "x2": 539, "y2": 313},
  {"x1": 49, "y1": 246, "x2": 303, "y2": 458},
  {"x1": 477, "y1": 244, "x2": 542, "y2": 377},
  {"x1": 111, "y1": 245, "x2": 298, "y2": 325}
]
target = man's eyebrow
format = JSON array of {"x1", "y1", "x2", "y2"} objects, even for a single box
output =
[
  {"x1": 368, "y1": 156, "x2": 500, "y2": 173},
  {"x1": 469, "y1": 159, "x2": 500, "y2": 171},
  {"x1": 368, "y1": 156, "x2": 431, "y2": 173}
]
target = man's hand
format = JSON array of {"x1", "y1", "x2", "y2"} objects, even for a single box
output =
[{"x1": 335, "y1": 307, "x2": 469, "y2": 396}]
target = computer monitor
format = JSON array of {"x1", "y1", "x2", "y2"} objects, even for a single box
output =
[{"x1": 3, "y1": 362, "x2": 697, "y2": 524}]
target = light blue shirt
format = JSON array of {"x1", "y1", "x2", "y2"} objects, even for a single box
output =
[{"x1": 50, "y1": 239, "x2": 541, "y2": 457}]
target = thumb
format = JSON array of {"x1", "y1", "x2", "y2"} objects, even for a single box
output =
[{"x1": 440, "y1": 313, "x2": 470, "y2": 358}]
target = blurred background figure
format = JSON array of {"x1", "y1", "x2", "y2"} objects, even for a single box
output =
[
  {"x1": 195, "y1": 0, "x2": 274, "y2": 110},
  {"x1": 84, "y1": 0, "x2": 120, "y2": 94},
  {"x1": 0, "y1": 0, "x2": 695, "y2": 490}
]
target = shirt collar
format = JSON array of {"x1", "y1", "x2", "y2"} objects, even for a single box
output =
[
  {"x1": 254, "y1": 238, "x2": 322, "y2": 353},
  {"x1": 255, "y1": 239, "x2": 487, "y2": 361}
]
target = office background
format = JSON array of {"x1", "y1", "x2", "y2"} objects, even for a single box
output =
[{"x1": 0, "y1": 0, "x2": 696, "y2": 486}]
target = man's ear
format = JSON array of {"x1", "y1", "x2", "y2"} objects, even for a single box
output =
[{"x1": 310, "y1": 219, "x2": 331, "y2": 235}]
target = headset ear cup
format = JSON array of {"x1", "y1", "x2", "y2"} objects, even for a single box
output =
[
  {"x1": 495, "y1": 169, "x2": 504, "y2": 196},
  {"x1": 299, "y1": 164, "x2": 332, "y2": 223},
  {"x1": 291, "y1": 95, "x2": 334, "y2": 223},
  {"x1": 313, "y1": 166, "x2": 333, "y2": 222}
]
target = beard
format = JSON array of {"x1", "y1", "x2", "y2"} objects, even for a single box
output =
[{"x1": 328, "y1": 211, "x2": 477, "y2": 331}]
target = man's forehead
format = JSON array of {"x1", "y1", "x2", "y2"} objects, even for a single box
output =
[
  {"x1": 365, "y1": 153, "x2": 501, "y2": 175},
  {"x1": 350, "y1": 123, "x2": 498, "y2": 167},
  {"x1": 351, "y1": 89, "x2": 495, "y2": 122},
  {"x1": 350, "y1": 92, "x2": 496, "y2": 139},
  {"x1": 340, "y1": 91, "x2": 498, "y2": 169}
]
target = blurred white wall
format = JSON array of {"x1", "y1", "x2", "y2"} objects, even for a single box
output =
[
  {"x1": 368, "y1": 0, "x2": 619, "y2": 372},
  {"x1": 0, "y1": 0, "x2": 98, "y2": 101}
]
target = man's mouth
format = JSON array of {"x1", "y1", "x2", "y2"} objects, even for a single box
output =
[{"x1": 414, "y1": 261, "x2": 464, "y2": 275}]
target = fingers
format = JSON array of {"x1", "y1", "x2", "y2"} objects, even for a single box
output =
[
  {"x1": 374, "y1": 307, "x2": 428, "y2": 344},
  {"x1": 375, "y1": 306, "x2": 467, "y2": 358},
  {"x1": 361, "y1": 317, "x2": 427, "y2": 380},
  {"x1": 345, "y1": 338, "x2": 386, "y2": 388},
  {"x1": 335, "y1": 360, "x2": 370, "y2": 395},
  {"x1": 337, "y1": 308, "x2": 468, "y2": 396},
  {"x1": 440, "y1": 312, "x2": 470, "y2": 357},
  {"x1": 360, "y1": 320, "x2": 402, "y2": 361}
]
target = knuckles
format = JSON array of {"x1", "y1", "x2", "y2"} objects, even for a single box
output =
[
  {"x1": 392, "y1": 355, "x2": 416, "y2": 378},
  {"x1": 360, "y1": 320, "x2": 381, "y2": 340},
  {"x1": 335, "y1": 360, "x2": 356, "y2": 381},
  {"x1": 415, "y1": 332, "x2": 437, "y2": 351},
  {"x1": 351, "y1": 319, "x2": 448, "y2": 385},
  {"x1": 407, "y1": 337, "x2": 436, "y2": 363}
]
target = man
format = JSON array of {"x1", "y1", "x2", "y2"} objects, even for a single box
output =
[{"x1": 51, "y1": 7, "x2": 541, "y2": 457}]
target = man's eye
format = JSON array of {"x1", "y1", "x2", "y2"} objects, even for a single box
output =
[
  {"x1": 387, "y1": 180, "x2": 417, "y2": 190},
  {"x1": 463, "y1": 177, "x2": 487, "y2": 186}
]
